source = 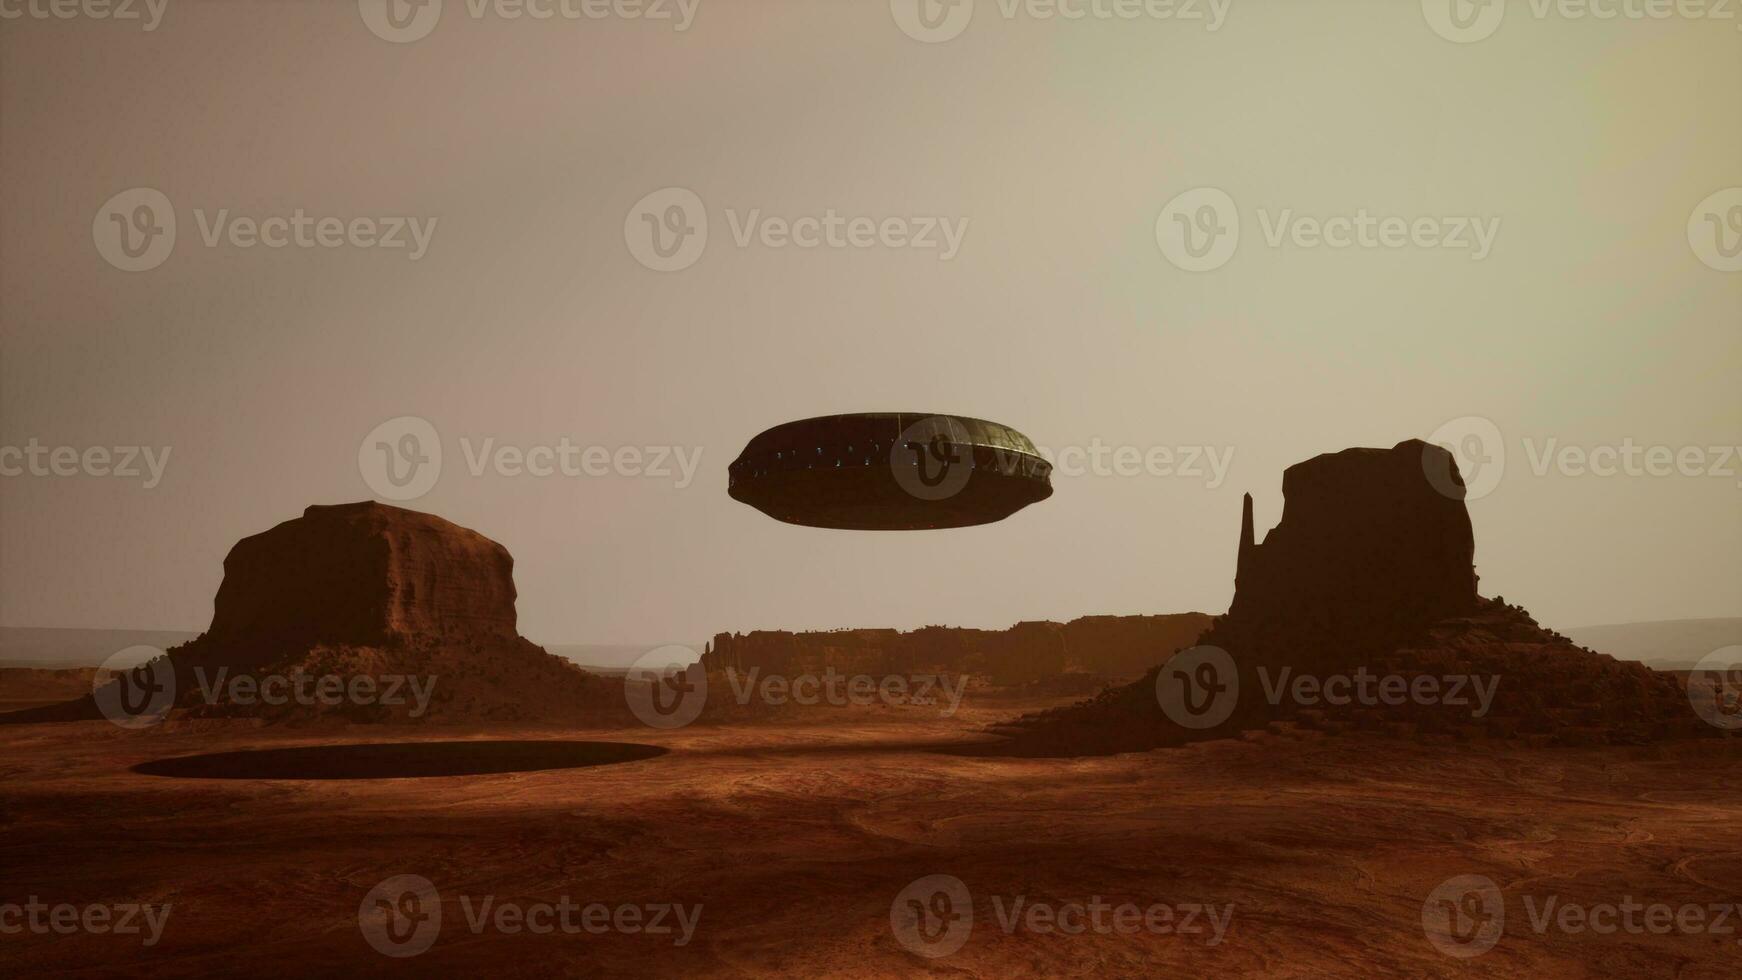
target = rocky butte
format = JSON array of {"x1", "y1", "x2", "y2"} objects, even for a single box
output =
[
  {"x1": 208, "y1": 502, "x2": 522, "y2": 658},
  {"x1": 993, "y1": 440, "x2": 1715, "y2": 756},
  {"x1": 6, "y1": 502, "x2": 620, "y2": 725},
  {"x1": 1232, "y1": 441, "x2": 1478, "y2": 633}
]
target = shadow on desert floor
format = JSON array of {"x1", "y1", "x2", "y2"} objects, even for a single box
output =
[{"x1": 131, "y1": 739, "x2": 669, "y2": 780}]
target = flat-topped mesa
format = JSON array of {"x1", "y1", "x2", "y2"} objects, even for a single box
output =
[
  {"x1": 3, "y1": 501, "x2": 628, "y2": 727},
  {"x1": 207, "y1": 502, "x2": 520, "y2": 655},
  {"x1": 1231, "y1": 440, "x2": 1478, "y2": 632}
]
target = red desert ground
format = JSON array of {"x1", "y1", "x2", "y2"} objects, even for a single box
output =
[{"x1": 2, "y1": 441, "x2": 1737, "y2": 977}]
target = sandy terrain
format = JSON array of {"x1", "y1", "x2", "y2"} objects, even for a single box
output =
[
  {"x1": 0, "y1": 666, "x2": 95, "y2": 713},
  {"x1": 2, "y1": 696, "x2": 1738, "y2": 978}
]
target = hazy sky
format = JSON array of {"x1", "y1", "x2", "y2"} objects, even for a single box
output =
[{"x1": 2, "y1": 0, "x2": 1738, "y2": 646}]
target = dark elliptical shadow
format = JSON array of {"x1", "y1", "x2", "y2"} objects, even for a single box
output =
[{"x1": 132, "y1": 740, "x2": 668, "y2": 780}]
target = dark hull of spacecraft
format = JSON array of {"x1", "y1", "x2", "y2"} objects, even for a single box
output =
[
  {"x1": 728, "y1": 414, "x2": 1053, "y2": 530},
  {"x1": 729, "y1": 458, "x2": 1052, "y2": 530}
]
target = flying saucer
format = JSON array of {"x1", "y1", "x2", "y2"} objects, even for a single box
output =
[{"x1": 727, "y1": 413, "x2": 1052, "y2": 530}]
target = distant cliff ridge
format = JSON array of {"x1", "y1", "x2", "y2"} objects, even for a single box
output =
[
  {"x1": 0, "y1": 628, "x2": 202, "y2": 668},
  {"x1": 702, "y1": 613, "x2": 1214, "y2": 685}
]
